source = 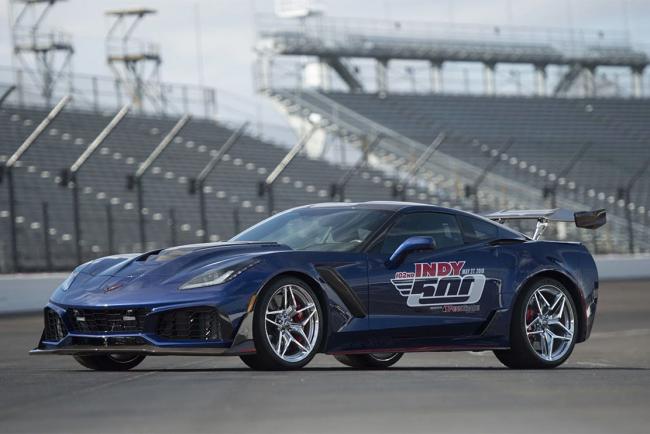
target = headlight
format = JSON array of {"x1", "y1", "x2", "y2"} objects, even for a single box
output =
[
  {"x1": 60, "y1": 269, "x2": 80, "y2": 291},
  {"x1": 180, "y1": 260, "x2": 259, "y2": 290}
]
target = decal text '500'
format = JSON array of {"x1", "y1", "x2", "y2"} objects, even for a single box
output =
[{"x1": 391, "y1": 261, "x2": 486, "y2": 307}]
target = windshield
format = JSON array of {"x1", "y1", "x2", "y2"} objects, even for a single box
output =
[{"x1": 231, "y1": 208, "x2": 392, "y2": 252}]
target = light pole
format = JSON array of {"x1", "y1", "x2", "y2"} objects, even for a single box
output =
[
  {"x1": 189, "y1": 122, "x2": 248, "y2": 242},
  {"x1": 61, "y1": 104, "x2": 130, "y2": 264},
  {"x1": 1, "y1": 95, "x2": 70, "y2": 271},
  {"x1": 127, "y1": 114, "x2": 190, "y2": 250}
]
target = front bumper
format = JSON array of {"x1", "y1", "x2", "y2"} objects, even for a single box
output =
[
  {"x1": 30, "y1": 343, "x2": 252, "y2": 356},
  {"x1": 30, "y1": 302, "x2": 256, "y2": 357}
]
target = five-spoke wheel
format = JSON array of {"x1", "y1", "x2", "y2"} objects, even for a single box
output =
[
  {"x1": 241, "y1": 277, "x2": 323, "y2": 370},
  {"x1": 524, "y1": 284, "x2": 575, "y2": 362},
  {"x1": 494, "y1": 278, "x2": 578, "y2": 369}
]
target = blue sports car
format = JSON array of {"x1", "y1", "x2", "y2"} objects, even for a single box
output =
[{"x1": 31, "y1": 202, "x2": 605, "y2": 371}]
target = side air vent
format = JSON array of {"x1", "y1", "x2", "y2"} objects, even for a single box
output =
[{"x1": 316, "y1": 266, "x2": 367, "y2": 318}]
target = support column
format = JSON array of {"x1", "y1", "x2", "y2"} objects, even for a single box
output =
[
  {"x1": 376, "y1": 59, "x2": 389, "y2": 95},
  {"x1": 534, "y1": 64, "x2": 547, "y2": 96},
  {"x1": 483, "y1": 62, "x2": 496, "y2": 96},
  {"x1": 258, "y1": 55, "x2": 273, "y2": 91},
  {"x1": 632, "y1": 67, "x2": 645, "y2": 98},
  {"x1": 583, "y1": 67, "x2": 596, "y2": 97},
  {"x1": 430, "y1": 61, "x2": 443, "y2": 93},
  {"x1": 319, "y1": 59, "x2": 330, "y2": 91}
]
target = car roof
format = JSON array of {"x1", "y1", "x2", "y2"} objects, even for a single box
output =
[
  {"x1": 299, "y1": 201, "x2": 525, "y2": 239},
  {"x1": 300, "y1": 201, "x2": 454, "y2": 213}
]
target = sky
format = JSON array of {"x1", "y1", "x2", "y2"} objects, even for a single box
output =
[{"x1": 1, "y1": 0, "x2": 649, "y2": 135}]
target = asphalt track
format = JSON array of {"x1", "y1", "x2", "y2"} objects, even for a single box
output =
[{"x1": 1, "y1": 280, "x2": 649, "y2": 434}]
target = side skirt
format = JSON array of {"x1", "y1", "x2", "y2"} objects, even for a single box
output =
[{"x1": 327, "y1": 344, "x2": 509, "y2": 356}]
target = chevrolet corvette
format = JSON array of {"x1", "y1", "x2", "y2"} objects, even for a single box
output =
[{"x1": 31, "y1": 202, "x2": 605, "y2": 370}]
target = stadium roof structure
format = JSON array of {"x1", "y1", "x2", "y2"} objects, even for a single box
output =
[
  {"x1": 9, "y1": 0, "x2": 74, "y2": 104},
  {"x1": 12, "y1": 0, "x2": 66, "y2": 4},
  {"x1": 256, "y1": 14, "x2": 649, "y2": 97},
  {"x1": 265, "y1": 32, "x2": 648, "y2": 68},
  {"x1": 105, "y1": 6, "x2": 162, "y2": 112},
  {"x1": 105, "y1": 8, "x2": 157, "y2": 17}
]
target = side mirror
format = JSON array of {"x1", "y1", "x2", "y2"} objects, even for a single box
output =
[{"x1": 386, "y1": 236, "x2": 436, "y2": 269}]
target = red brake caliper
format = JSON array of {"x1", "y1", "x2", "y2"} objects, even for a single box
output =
[
  {"x1": 526, "y1": 307, "x2": 536, "y2": 326},
  {"x1": 294, "y1": 299, "x2": 304, "y2": 322}
]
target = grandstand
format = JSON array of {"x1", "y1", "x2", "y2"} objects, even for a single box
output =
[
  {"x1": 0, "y1": 100, "x2": 440, "y2": 272},
  {"x1": 271, "y1": 90, "x2": 649, "y2": 220},
  {"x1": 1, "y1": 8, "x2": 649, "y2": 273},
  {"x1": 255, "y1": 14, "x2": 650, "y2": 255}
]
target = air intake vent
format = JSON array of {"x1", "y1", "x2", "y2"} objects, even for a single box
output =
[
  {"x1": 156, "y1": 307, "x2": 231, "y2": 341},
  {"x1": 43, "y1": 308, "x2": 67, "y2": 341}
]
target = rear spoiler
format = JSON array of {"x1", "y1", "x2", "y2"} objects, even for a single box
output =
[{"x1": 484, "y1": 208, "x2": 606, "y2": 240}]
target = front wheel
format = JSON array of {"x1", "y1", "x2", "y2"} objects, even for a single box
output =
[
  {"x1": 246, "y1": 277, "x2": 323, "y2": 370},
  {"x1": 494, "y1": 278, "x2": 578, "y2": 369},
  {"x1": 74, "y1": 354, "x2": 145, "y2": 371},
  {"x1": 335, "y1": 352, "x2": 403, "y2": 369}
]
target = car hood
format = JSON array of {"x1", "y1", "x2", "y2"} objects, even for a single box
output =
[{"x1": 51, "y1": 241, "x2": 290, "y2": 307}]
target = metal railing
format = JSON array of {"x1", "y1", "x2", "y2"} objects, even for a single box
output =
[{"x1": 0, "y1": 65, "x2": 217, "y2": 119}]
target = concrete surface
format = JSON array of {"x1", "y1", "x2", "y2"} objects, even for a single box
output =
[
  {"x1": 0, "y1": 280, "x2": 648, "y2": 434},
  {"x1": 0, "y1": 273, "x2": 66, "y2": 314}
]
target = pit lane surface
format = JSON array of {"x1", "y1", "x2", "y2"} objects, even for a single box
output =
[{"x1": 1, "y1": 280, "x2": 648, "y2": 434}]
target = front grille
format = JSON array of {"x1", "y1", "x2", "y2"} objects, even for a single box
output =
[
  {"x1": 156, "y1": 307, "x2": 231, "y2": 341},
  {"x1": 44, "y1": 308, "x2": 67, "y2": 341},
  {"x1": 69, "y1": 336, "x2": 148, "y2": 346},
  {"x1": 68, "y1": 308, "x2": 148, "y2": 333}
]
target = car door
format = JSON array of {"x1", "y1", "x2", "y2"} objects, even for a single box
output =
[{"x1": 367, "y1": 211, "x2": 504, "y2": 349}]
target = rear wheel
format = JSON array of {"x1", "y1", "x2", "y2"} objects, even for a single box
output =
[
  {"x1": 494, "y1": 278, "x2": 577, "y2": 369},
  {"x1": 243, "y1": 277, "x2": 323, "y2": 370},
  {"x1": 335, "y1": 352, "x2": 403, "y2": 369},
  {"x1": 74, "y1": 354, "x2": 145, "y2": 371}
]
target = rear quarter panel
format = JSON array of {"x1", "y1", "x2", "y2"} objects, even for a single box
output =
[{"x1": 494, "y1": 240, "x2": 597, "y2": 343}]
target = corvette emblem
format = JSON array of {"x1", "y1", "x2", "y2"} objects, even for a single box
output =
[{"x1": 391, "y1": 261, "x2": 486, "y2": 307}]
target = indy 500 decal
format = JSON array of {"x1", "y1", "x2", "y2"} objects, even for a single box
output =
[{"x1": 391, "y1": 261, "x2": 486, "y2": 308}]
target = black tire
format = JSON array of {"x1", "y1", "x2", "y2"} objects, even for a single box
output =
[
  {"x1": 239, "y1": 354, "x2": 268, "y2": 370},
  {"x1": 334, "y1": 352, "x2": 403, "y2": 369},
  {"x1": 249, "y1": 277, "x2": 324, "y2": 371},
  {"x1": 74, "y1": 354, "x2": 146, "y2": 371},
  {"x1": 494, "y1": 278, "x2": 578, "y2": 369}
]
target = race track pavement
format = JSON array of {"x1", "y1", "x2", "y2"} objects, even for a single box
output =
[{"x1": 0, "y1": 280, "x2": 648, "y2": 434}]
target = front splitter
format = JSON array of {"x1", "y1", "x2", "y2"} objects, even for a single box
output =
[{"x1": 30, "y1": 340, "x2": 255, "y2": 357}]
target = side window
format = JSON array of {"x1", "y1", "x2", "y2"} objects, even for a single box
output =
[
  {"x1": 379, "y1": 212, "x2": 464, "y2": 255},
  {"x1": 458, "y1": 215, "x2": 499, "y2": 243}
]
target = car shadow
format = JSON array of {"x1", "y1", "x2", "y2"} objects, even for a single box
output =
[{"x1": 66, "y1": 365, "x2": 649, "y2": 373}]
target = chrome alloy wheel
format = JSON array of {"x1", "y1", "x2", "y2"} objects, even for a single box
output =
[
  {"x1": 264, "y1": 284, "x2": 319, "y2": 363},
  {"x1": 524, "y1": 285, "x2": 575, "y2": 362}
]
